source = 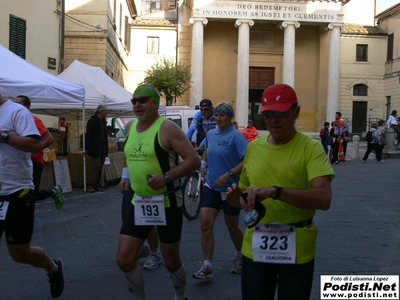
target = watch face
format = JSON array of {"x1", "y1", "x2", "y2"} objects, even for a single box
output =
[{"x1": 0, "y1": 132, "x2": 7, "y2": 143}]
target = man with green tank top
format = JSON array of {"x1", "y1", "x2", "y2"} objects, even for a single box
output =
[{"x1": 116, "y1": 84, "x2": 200, "y2": 300}]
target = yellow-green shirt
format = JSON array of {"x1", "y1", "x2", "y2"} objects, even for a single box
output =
[
  {"x1": 239, "y1": 132, "x2": 335, "y2": 264},
  {"x1": 125, "y1": 117, "x2": 181, "y2": 207}
]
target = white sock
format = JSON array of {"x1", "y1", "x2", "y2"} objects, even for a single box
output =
[
  {"x1": 170, "y1": 265, "x2": 186, "y2": 299},
  {"x1": 47, "y1": 261, "x2": 58, "y2": 275},
  {"x1": 204, "y1": 260, "x2": 212, "y2": 268},
  {"x1": 125, "y1": 266, "x2": 146, "y2": 300},
  {"x1": 235, "y1": 250, "x2": 242, "y2": 257}
]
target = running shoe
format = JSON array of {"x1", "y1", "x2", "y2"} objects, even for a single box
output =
[
  {"x1": 143, "y1": 252, "x2": 162, "y2": 270},
  {"x1": 192, "y1": 265, "x2": 214, "y2": 280},
  {"x1": 52, "y1": 185, "x2": 64, "y2": 210},
  {"x1": 48, "y1": 259, "x2": 64, "y2": 298},
  {"x1": 230, "y1": 256, "x2": 242, "y2": 274}
]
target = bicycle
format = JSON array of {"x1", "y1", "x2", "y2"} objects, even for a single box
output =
[{"x1": 181, "y1": 148, "x2": 204, "y2": 220}]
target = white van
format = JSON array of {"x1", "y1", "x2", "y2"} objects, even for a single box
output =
[{"x1": 108, "y1": 105, "x2": 198, "y2": 141}]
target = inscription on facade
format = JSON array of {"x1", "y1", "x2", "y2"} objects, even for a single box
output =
[
  {"x1": 194, "y1": 1, "x2": 342, "y2": 22},
  {"x1": 250, "y1": 31, "x2": 274, "y2": 48}
]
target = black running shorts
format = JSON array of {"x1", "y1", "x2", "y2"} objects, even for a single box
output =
[
  {"x1": 0, "y1": 189, "x2": 35, "y2": 245},
  {"x1": 120, "y1": 203, "x2": 183, "y2": 244}
]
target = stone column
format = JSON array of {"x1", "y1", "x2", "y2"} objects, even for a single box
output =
[
  {"x1": 385, "y1": 128, "x2": 397, "y2": 152},
  {"x1": 279, "y1": 22, "x2": 300, "y2": 88},
  {"x1": 189, "y1": 17, "x2": 208, "y2": 108},
  {"x1": 235, "y1": 19, "x2": 254, "y2": 128},
  {"x1": 326, "y1": 23, "x2": 344, "y2": 122},
  {"x1": 351, "y1": 135, "x2": 360, "y2": 159}
]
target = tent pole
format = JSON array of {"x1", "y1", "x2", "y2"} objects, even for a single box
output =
[{"x1": 82, "y1": 103, "x2": 86, "y2": 192}]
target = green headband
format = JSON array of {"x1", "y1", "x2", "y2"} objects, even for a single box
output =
[{"x1": 133, "y1": 84, "x2": 160, "y2": 104}]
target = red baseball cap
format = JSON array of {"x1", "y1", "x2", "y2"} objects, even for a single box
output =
[{"x1": 258, "y1": 84, "x2": 298, "y2": 113}]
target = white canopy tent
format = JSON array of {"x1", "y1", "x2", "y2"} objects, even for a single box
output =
[
  {"x1": 57, "y1": 60, "x2": 166, "y2": 191},
  {"x1": 0, "y1": 44, "x2": 85, "y2": 110},
  {"x1": 57, "y1": 59, "x2": 166, "y2": 116},
  {"x1": 57, "y1": 60, "x2": 133, "y2": 113}
]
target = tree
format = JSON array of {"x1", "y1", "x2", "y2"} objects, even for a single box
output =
[{"x1": 142, "y1": 57, "x2": 191, "y2": 106}]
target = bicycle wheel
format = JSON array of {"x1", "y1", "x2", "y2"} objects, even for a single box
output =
[{"x1": 182, "y1": 170, "x2": 202, "y2": 220}]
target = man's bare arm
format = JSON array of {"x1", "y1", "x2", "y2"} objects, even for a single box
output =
[
  {"x1": 4, "y1": 133, "x2": 43, "y2": 153},
  {"x1": 161, "y1": 120, "x2": 200, "y2": 180},
  {"x1": 41, "y1": 131, "x2": 55, "y2": 149}
]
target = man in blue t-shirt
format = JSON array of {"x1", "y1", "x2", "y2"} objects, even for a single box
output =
[{"x1": 186, "y1": 99, "x2": 216, "y2": 148}]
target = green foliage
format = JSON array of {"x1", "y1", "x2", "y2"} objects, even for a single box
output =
[{"x1": 142, "y1": 57, "x2": 191, "y2": 106}]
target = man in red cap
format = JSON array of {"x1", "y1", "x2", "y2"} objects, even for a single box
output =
[{"x1": 227, "y1": 83, "x2": 335, "y2": 300}]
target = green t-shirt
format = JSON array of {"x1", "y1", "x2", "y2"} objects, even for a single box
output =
[
  {"x1": 125, "y1": 117, "x2": 181, "y2": 207},
  {"x1": 239, "y1": 132, "x2": 335, "y2": 264}
]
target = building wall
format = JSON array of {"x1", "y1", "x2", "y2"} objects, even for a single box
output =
[
  {"x1": 64, "y1": 0, "x2": 134, "y2": 150},
  {"x1": 378, "y1": 8, "x2": 400, "y2": 113},
  {"x1": 340, "y1": 34, "x2": 387, "y2": 132},
  {"x1": 126, "y1": 26, "x2": 177, "y2": 93},
  {"x1": 0, "y1": 0, "x2": 60, "y2": 74},
  {"x1": 65, "y1": 0, "x2": 131, "y2": 86}
]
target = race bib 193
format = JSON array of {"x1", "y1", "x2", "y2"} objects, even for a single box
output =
[{"x1": 134, "y1": 194, "x2": 166, "y2": 226}]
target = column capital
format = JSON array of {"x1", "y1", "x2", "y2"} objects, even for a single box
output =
[
  {"x1": 234, "y1": 19, "x2": 254, "y2": 28},
  {"x1": 189, "y1": 17, "x2": 208, "y2": 26},
  {"x1": 279, "y1": 21, "x2": 300, "y2": 30},
  {"x1": 325, "y1": 23, "x2": 345, "y2": 31}
]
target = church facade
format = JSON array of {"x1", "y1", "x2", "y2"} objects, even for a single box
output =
[{"x1": 176, "y1": 0, "x2": 351, "y2": 131}]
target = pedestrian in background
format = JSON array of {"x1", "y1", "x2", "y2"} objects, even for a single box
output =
[
  {"x1": 333, "y1": 112, "x2": 349, "y2": 160},
  {"x1": 85, "y1": 105, "x2": 108, "y2": 193},
  {"x1": 319, "y1": 121, "x2": 330, "y2": 154},
  {"x1": 242, "y1": 119, "x2": 259, "y2": 142},
  {"x1": 227, "y1": 84, "x2": 334, "y2": 300},
  {"x1": 329, "y1": 121, "x2": 342, "y2": 165},
  {"x1": 386, "y1": 110, "x2": 400, "y2": 146},
  {"x1": 0, "y1": 92, "x2": 64, "y2": 298},
  {"x1": 362, "y1": 122, "x2": 384, "y2": 163}
]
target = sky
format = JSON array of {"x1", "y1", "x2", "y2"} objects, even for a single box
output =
[{"x1": 380, "y1": 0, "x2": 400, "y2": 11}]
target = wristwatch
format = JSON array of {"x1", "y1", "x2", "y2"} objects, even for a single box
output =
[
  {"x1": 273, "y1": 185, "x2": 283, "y2": 200},
  {"x1": 228, "y1": 170, "x2": 234, "y2": 177},
  {"x1": 0, "y1": 132, "x2": 8, "y2": 143},
  {"x1": 164, "y1": 173, "x2": 173, "y2": 184}
]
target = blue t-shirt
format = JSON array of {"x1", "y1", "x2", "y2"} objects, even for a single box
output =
[
  {"x1": 186, "y1": 110, "x2": 216, "y2": 142},
  {"x1": 205, "y1": 125, "x2": 248, "y2": 191}
]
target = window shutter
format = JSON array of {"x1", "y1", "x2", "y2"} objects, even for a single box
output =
[{"x1": 9, "y1": 14, "x2": 26, "y2": 59}]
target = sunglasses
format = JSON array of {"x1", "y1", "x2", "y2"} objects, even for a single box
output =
[
  {"x1": 262, "y1": 105, "x2": 297, "y2": 118},
  {"x1": 200, "y1": 107, "x2": 210, "y2": 112},
  {"x1": 131, "y1": 96, "x2": 150, "y2": 105}
]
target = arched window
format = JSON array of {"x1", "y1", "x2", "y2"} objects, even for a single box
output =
[{"x1": 353, "y1": 84, "x2": 368, "y2": 96}]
